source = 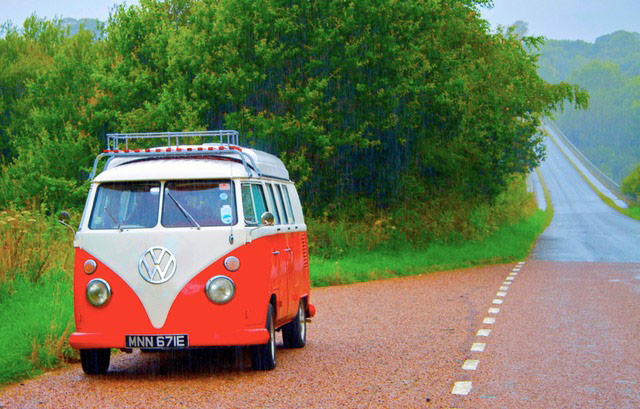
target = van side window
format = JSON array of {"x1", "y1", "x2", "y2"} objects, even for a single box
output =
[
  {"x1": 266, "y1": 183, "x2": 281, "y2": 225},
  {"x1": 274, "y1": 184, "x2": 287, "y2": 225},
  {"x1": 282, "y1": 185, "x2": 296, "y2": 224},
  {"x1": 241, "y1": 183, "x2": 267, "y2": 225},
  {"x1": 276, "y1": 184, "x2": 291, "y2": 224}
]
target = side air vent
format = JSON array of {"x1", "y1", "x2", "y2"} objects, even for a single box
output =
[{"x1": 301, "y1": 235, "x2": 309, "y2": 271}]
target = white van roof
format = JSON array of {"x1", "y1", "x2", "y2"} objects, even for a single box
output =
[
  {"x1": 89, "y1": 130, "x2": 290, "y2": 182},
  {"x1": 95, "y1": 145, "x2": 290, "y2": 182}
]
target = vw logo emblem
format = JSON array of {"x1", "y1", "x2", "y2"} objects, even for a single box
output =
[{"x1": 138, "y1": 246, "x2": 177, "y2": 284}]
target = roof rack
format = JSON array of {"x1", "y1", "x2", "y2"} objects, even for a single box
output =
[
  {"x1": 106, "y1": 130, "x2": 239, "y2": 151},
  {"x1": 89, "y1": 130, "x2": 261, "y2": 180}
]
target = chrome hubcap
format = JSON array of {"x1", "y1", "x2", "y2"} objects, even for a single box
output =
[
  {"x1": 269, "y1": 320, "x2": 275, "y2": 361},
  {"x1": 299, "y1": 304, "x2": 306, "y2": 341}
]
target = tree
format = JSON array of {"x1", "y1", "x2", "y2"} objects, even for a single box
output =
[{"x1": 621, "y1": 164, "x2": 640, "y2": 199}]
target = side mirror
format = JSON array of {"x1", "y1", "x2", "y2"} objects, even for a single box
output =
[
  {"x1": 58, "y1": 211, "x2": 75, "y2": 232},
  {"x1": 58, "y1": 211, "x2": 71, "y2": 223},
  {"x1": 260, "y1": 211, "x2": 275, "y2": 226}
]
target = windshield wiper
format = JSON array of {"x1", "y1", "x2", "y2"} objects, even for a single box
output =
[
  {"x1": 104, "y1": 206, "x2": 121, "y2": 229},
  {"x1": 166, "y1": 190, "x2": 201, "y2": 228}
]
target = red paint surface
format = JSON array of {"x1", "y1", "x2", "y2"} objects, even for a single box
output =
[{"x1": 70, "y1": 232, "x2": 310, "y2": 349}]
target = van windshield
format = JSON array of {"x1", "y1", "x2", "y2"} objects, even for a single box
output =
[
  {"x1": 162, "y1": 180, "x2": 237, "y2": 227},
  {"x1": 89, "y1": 182, "x2": 160, "y2": 229}
]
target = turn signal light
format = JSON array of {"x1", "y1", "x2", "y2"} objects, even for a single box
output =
[{"x1": 83, "y1": 259, "x2": 97, "y2": 274}]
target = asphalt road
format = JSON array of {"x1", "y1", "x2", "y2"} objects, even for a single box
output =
[
  {"x1": 2, "y1": 137, "x2": 639, "y2": 408},
  {"x1": 454, "y1": 138, "x2": 640, "y2": 408},
  {"x1": 531, "y1": 137, "x2": 640, "y2": 262}
]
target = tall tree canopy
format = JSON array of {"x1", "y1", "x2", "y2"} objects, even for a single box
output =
[{"x1": 0, "y1": 0, "x2": 586, "y2": 214}]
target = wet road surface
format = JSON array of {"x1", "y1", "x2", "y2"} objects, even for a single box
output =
[
  {"x1": 454, "y1": 137, "x2": 640, "y2": 408},
  {"x1": 531, "y1": 137, "x2": 640, "y2": 262}
]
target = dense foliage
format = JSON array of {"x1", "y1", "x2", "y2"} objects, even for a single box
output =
[
  {"x1": 0, "y1": 0, "x2": 584, "y2": 218},
  {"x1": 622, "y1": 164, "x2": 640, "y2": 200},
  {"x1": 537, "y1": 31, "x2": 640, "y2": 183}
]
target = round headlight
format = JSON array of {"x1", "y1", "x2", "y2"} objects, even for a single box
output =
[
  {"x1": 86, "y1": 279, "x2": 111, "y2": 307},
  {"x1": 83, "y1": 259, "x2": 97, "y2": 274},
  {"x1": 224, "y1": 256, "x2": 240, "y2": 272},
  {"x1": 205, "y1": 276, "x2": 235, "y2": 304}
]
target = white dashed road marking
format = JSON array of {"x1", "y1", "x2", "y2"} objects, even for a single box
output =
[
  {"x1": 452, "y1": 262, "x2": 524, "y2": 397},
  {"x1": 470, "y1": 343, "x2": 486, "y2": 352},
  {"x1": 452, "y1": 381, "x2": 473, "y2": 395},
  {"x1": 463, "y1": 360, "x2": 479, "y2": 370}
]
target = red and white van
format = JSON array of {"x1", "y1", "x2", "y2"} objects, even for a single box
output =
[{"x1": 65, "y1": 131, "x2": 315, "y2": 373}]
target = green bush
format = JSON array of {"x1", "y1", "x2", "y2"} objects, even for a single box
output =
[{"x1": 621, "y1": 163, "x2": 640, "y2": 200}]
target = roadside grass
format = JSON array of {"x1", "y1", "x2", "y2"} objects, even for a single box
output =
[
  {"x1": 0, "y1": 209, "x2": 76, "y2": 386},
  {"x1": 622, "y1": 206, "x2": 640, "y2": 222},
  {"x1": 310, "y1": 208, "x2": 550, "y2": 287},
  {"x1": 0, "y1": 268, "x2": 76, "y2": 385}
]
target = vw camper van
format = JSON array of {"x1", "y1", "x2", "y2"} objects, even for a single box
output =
[{"x1": 66, "y1": 130, "x2": 315, "y2": 373}]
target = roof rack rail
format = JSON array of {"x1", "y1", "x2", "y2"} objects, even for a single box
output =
[
  {"x1": 106, "y1": 130, "x2": 239, "y2": 151},
  {"x1": 89, "y1": 130, "x2": 261, "y2": 180}
]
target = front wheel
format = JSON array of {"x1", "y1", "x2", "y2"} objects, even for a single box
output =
[
  {"x1": 80, "y1": 348, "x2": 111, "y2": 375},
  {"x1": 282, "y1": 300, "x2": 306, "y2": 348},
  {"x1": 250, "y1": 303, "x2": 276, "y2": 370}
]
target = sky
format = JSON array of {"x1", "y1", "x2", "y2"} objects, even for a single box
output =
[
  {"x1": 1, "y1": 0, "x2": 140, "y2": 26},
  {"x1": 480, "y1": 0, "x2": 640, "y2": 43},
  {"x1": 1, "y1": 0, "x2": 639, "y2": 43}
]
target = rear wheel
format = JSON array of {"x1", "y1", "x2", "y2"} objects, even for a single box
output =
[
  {"x1": 250, "y1": 304, "x2": 276, "y2": 370},
  {"x1": 282, "y1": 300, "x2": 306, "y2": 348},
  {"x1": 80, "y1": 348, "x2": 111, "y2": 375}
]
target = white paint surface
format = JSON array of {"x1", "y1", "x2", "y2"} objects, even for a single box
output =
[
  {"x1": 499, "y1": 286, "x2": 509, "y2": 291},
  {"x1": 463, "y1": 360, "x2": 479, "y2": 370},
  {"x1": 482, "y1": 317, "x2": 496, "y2": 324},
  {"x1": 488, "y1": 307, "x2": 500, "y2": 314},
  {"x1": 510, "y1": 272, "x2": 518, "y2": 276},
  {"x1": 492, "y1": 299, "x2": 504, "y2": 305},
  {"x1": 496, "y1": 292, "x2": 507, "y2": 297},
  {"x1": 506, "y1": 276, "x2": 515, "y2": 281},
  {"x1": 452, "y1": 381, "x2": 473, "y2": 395},
  {"x1": 477, "y1": 329, "x2": 492, "y2": 336},
  {"x1": 471, "y1": 343, "x2": 486, "y2": 352}
]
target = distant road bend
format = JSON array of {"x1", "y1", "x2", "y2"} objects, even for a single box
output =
[{"x1": 532, "y1": 131, "x2": 640, "y2": 262}]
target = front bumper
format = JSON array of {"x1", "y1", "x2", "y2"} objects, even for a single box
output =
[{"x1": 70, "y1": 327, "x2": 269, "y2": 349}]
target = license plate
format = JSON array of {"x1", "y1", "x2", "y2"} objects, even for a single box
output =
[{"x1": 125, "y1": 334, "x2": 188, "y2": 349}]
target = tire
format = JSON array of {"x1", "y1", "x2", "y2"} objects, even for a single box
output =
[
  {"x1": 282, "y1": 300, "x2": 306, "y2": 349},
  {"x1": 80, "y1": 348, "x2": 111, "y2": 375},
  {"x1": 250, "y1": 304, "x2": 276, "y2": 370}
]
